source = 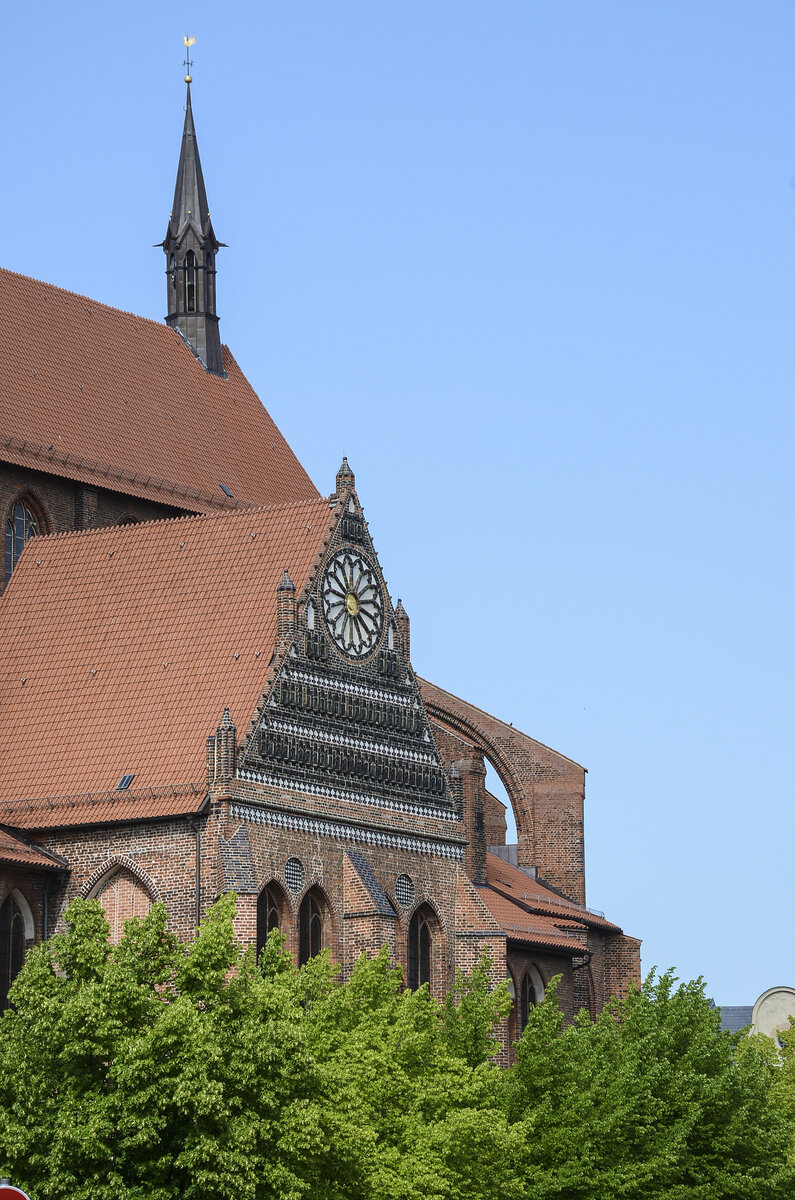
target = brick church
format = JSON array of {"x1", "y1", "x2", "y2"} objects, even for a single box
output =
[{"x1": 0, "y1": 81, "x2": 640, "y2": 1044}]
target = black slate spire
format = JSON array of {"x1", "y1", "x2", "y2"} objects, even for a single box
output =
[{"x1": 162, "y1": 83, "x2": 225, "y2": 376}]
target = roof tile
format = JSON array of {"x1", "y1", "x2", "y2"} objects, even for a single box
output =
[
  {"x1": 0, "y1": 498, "x2": 332, "y2": 826},
  {"x1": 0, "y1": 269, "x2": 318, "y2": 512},
  {"x1": 0, "y1": 827, "x2": 65, "y2": 869},
  {"x1": 486, "y1": 852, "x2": 621, "y2": 932},
  {"x1": 478, "y1": 886, "x2": 587, "y2": 953}
]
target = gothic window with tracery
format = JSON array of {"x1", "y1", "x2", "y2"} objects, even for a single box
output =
[
  {"x1": 0, "y1": 894, "x2": 26, "y2": 1011},
  {"x1": 256, "y1": 883, "x2": 284, "y2": 961},
  {"x1": 4, "y1": 498, "x2": 40, "y2": 585},
  {"x1": 408, "y1": 906, "x2": 433, "y2": 991},
  {"x1": 298, "y1": 889, "x2": 324, "y2": 965}
]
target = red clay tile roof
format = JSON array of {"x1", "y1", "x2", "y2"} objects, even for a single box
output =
[
  {"x1": 0, "y1": 498, "x2": 333, "y2": 828},
  {"x1": 0, "y1": 827, "x2": 65, "y2": 870},
  {"x1": 486, "y1": 852, "x2": 621, "y2": 932},
  {"x1": 0, "y1": 269, "x2": 319, "y2": 513},
  {"x1": 478, "y1": 886, "x2": 587, "y2": 953}
]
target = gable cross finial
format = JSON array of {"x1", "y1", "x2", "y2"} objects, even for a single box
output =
[{"x1": 183, "y1": 35, "x2": 197, "y2": 83}]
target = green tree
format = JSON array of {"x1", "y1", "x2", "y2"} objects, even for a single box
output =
[
  {"x1": 503, "y1": 971, "x2": 794, "y2": 1200},
  {"x1": 0, "y1": 898, "x2": 515, "y2": 1200},
  {"x1": 3, "y1": 900, "x2": 793, "y2": 1200}
]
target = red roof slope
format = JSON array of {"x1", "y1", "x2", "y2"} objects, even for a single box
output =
[
  {"x1": 486, "y1": 852, "x2": 621, "y2": 932},
  {"x1": 478, "y1": 887, "x2": 587, "y2": 953},
  {"x1": 0, "y1": 498, "x2": 332, "y2": 826},
  {"x1": 0, "y1": 269, "x2": 318, "y2": 512},
  {"x1": 0, "y1": 827, "x2": 65, "y2": 870}
]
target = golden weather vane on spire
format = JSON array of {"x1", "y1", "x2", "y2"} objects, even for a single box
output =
[{"x1": 183, "y1": 35, "x2": 197, "y2": 84}]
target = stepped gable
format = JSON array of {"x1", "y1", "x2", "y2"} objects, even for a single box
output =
[
  {"x1": 0, "y1": 497, "x2": 332, "y2": 827},
  {"x1": 0, "y1": 269, "x2": 318, "y2": 512},
  {"x1": 241, "y1": 468, "x2": 455, "y2": 819}
]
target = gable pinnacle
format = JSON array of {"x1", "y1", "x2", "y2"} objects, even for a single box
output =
[
  {"x1": 277, "y1": 568, "x2": 296, "y2": 593},
  {"x1": 336, "y1": 456, "x2": 355, "y2": 492}
]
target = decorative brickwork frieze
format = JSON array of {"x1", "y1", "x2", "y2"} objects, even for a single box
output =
[{"x1": 241, "y1": 484, "x2": 455, "y2": 828}]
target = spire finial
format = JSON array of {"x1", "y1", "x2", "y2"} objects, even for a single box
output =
[
  {"x1": 183, "y1": 35, "x2": 197, "y2": 84},
  {"x1": 336, "y1": 456, "x2": 355, "y2": 493}
]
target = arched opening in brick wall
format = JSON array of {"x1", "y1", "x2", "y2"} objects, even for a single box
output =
[
  {"x1": 508, "y1": 962, "x2": 545, "y2": 1043},
  {"x1": 421, "y1": 678, "x2": 587, "y2": 905},
  {"x1": 484, "y1": 761, "x2": 517, "y2": 844},
  {"x1": 4, "y1": 492, "x2": 50, "y2": 587},
  {"x1": 298, "y1": 886, "x2": 331, "y2": 966},
  {"x1": 406, "y1": 903, "x2": 442, "y2": 995},
  {"x1": 0, "y1": 892, "x2": 27, "y2": 1011},
  {"x1": 93, "y1": 868, "x2": 153, "y2": 943},
  {"x1": 256, "y1": 881, "x2": 288, "y2": 961}
]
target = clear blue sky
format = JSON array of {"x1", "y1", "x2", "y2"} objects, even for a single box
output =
[{"x1": 3, "y1": 2, "x2": 793, "y2": 1003}]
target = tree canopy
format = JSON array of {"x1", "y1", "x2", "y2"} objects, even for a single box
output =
[{"x1": 0, "y1": 896, "x2": 792, "y2": 1200}]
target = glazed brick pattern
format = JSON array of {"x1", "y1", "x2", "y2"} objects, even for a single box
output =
[
  {"x1": 234, "y1": 796, "x2": 463, "y2": 995},
  {"x1": 219, "y1": 823, "x2": 257, "y2": 893}
]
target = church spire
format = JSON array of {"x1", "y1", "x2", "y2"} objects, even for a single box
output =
[{"x1": 162, "y1": 82, "x2": 225, "y2": 376}]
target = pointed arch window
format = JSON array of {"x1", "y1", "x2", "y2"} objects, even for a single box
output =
[
  {"x1": 185, "y1": 250, "x2": 197, "y2": 312},
  {"x1": 93, "y1": 868, "x2": 152, "y2": 943},
  {"x1": 408, "y1": 906, "x2": 433, "y2": 991},
  {"x1": 4, "y1": 498, "x2": 42, "y2": 585},
  {"x1": 298, "y1": 889, "x2": 325, "y2": 965},
  {"x1": 256, "y1": 883, "x2": 284, "y2": 960},
  {"x1": 511, "y1": 967, "x2": 543, "y2": 1039},
  {"x1": 0, "y1": 894, "x2": 26, "y2": 1011},
  {"x1": 520, "y1": 972, "x2": 531, "y2": 1032}
]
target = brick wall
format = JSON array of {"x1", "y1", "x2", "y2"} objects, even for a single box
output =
[
  {"x1": 423, "y1": 680, "x2": 586, "y2": 905},
  {"x1": 30, "y1": 813, "x2": 220, "y2": 941}
]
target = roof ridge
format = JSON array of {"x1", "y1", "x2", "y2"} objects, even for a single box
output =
[
  {"x1": 32, "y1": 494, "x2": 332, "y2": 543},
  {"x1": 0, "y1": 266, "x2": 170, "y2": 329},
  {"x1": 1, "y1": 781, "x2": 202, "y2": 816}
]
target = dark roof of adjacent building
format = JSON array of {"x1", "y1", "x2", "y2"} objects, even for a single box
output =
[
  {"x1": 0, "y1": 497, "x2": 333, "y2": 827},
  {"x1": 716, "y1": 1005, "x2": 753, "y2": 1034},
  {"x1": 0, "y1": 268, "x2": 319, "y2": 513}
]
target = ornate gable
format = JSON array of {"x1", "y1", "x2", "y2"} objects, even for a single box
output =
[{"x1": 240, "y1": 463, "x2": 455, "y2": 820}]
